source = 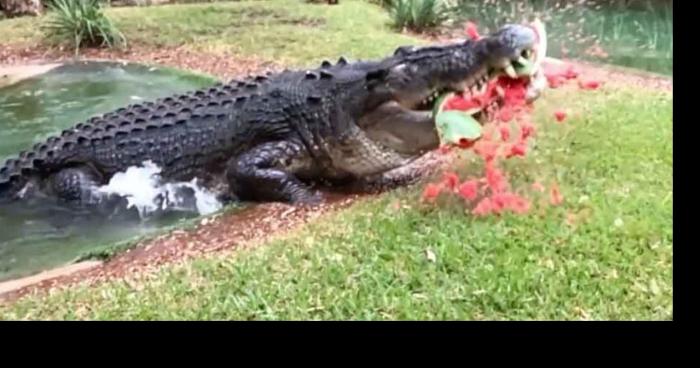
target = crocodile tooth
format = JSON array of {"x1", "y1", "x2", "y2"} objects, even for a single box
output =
[
  {"x1": 504, "y1": 64, "x2": 517, "y2": 79},
  {"x1": 495, "y1": 85, "x2": 505, "y2": 97},
  {"x1": 468, "y1": 77, "x2": 476, "y2": 89}
]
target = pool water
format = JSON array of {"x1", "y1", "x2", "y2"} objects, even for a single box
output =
[{"x1": 0, "y1": 61, "x2": 217, "y2": 282}]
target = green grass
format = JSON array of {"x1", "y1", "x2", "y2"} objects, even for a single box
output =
[
  {"x1": 0, "y1": 0, "x2": 425, "y2": 67},
  {"x1": 0, "y1": 85, "x2": 672, "y2": 320}
]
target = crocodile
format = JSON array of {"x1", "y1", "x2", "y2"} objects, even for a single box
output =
[{"x1": 0, "y1": 24, "x2": 543, "y2": 211}]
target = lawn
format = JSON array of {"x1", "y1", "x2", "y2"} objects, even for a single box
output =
[
  {"x1": 0, "y1": 1, "x2": 672, "y2": 320},
  {"x1": 0, "y1": 0, "x2": 425, "y2": 67}
]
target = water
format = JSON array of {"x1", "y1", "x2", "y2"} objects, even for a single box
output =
[
  {"x1": 0, "y1": 61, "x2": 218, "y2": 282},
  {"x1": 454, "y1": 0, "x2": 672, "y2": 76},
  {"x1": 97, "y1": 160, "x2": 223, "y2": 218}
]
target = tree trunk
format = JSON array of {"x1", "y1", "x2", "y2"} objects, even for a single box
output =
[{"x1": 0, "y1": 0, "x2": 43, "y2": 18}]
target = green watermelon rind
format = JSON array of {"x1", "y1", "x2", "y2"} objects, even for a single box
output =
[
  {"x1": 433, "y1": 93, "x2": 483, "y2": 146},
  {"x1": 435, "y1": 110, "x2": 483, "y2": 146}
]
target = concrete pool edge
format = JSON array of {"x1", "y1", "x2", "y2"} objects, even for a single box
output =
[
  {"x1": 0, "y1": 63, "x2": 63, "y2": 89},
  {"x1": 0, "y1": 59, "x2": 220, "y2": 90},
  {"x1": 0, "y1": 260, "x2": 103, "y2": 298}
]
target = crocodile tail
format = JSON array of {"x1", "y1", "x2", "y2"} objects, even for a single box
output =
[
  {"x1": 0, "y1": 180, "x2": 15, "y2": 202},
  {"x1": 0, "y1": 154, "x2": 34, "y2": 201},
  {"x1": 0, "y1": 166, "x2": 19, "y2": 201},
  {"x1": 0, "y1": 179, "x2": 10, "y2": 200},
  {"x1": 0, "y1": 127, "x2": 80, "y2": 198},
  {"x1": 0, "y1": 134, "x2": 59, "y2": 199}
]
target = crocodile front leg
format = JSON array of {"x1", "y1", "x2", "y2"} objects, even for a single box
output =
[
  {"x1": 226, "y1": 141, "x2": 323, "y2": 205},
  {"x1": 340, "y1": 151, "x2": 450, "y2": 195},
  {"x1": 47, "y1": 165, "x2": 105, "y2": 204}
]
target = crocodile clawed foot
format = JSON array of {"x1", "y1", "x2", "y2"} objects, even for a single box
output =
[
  {"x1": 215, "y1": 192, "x2": 238, "y2": 205},
  {"x1": 289, "y1": 189, "x2": 324, "y2": 207}
]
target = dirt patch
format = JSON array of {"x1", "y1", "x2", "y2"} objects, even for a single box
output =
[{"x1": 0, "y1": 44, "x2": 281, "y2": 81}]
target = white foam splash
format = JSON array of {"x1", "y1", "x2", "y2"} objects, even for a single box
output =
[{"x1": 97, "y1": 161, "x2": 222, "y2": 219}]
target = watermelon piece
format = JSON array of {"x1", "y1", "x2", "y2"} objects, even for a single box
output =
[{"x1": 434, "y1": 103, "x2": 483, "y2": 147}]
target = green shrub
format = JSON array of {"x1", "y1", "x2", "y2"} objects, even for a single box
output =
[
  {"x1": 388, "y1": 0, "x2": 451, "y2": 33},
  {"x1": 42, "y1": 0, "x2": 126, "y2": 54}
]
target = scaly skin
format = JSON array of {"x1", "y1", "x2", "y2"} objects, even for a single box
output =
[{"x1": 0, "y1": 24, "x2": 542, "y2": 209}]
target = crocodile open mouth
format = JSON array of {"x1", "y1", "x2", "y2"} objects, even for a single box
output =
[
  {"x1": 405, "y1": 19, "x2": 547, "y2": 115},
  {"x1": 413, "y1": 47, "x2": 542, "y2": 114},
  {"x1": 411, "y1": 56, "x2": 538, "y2": 113},
  {"x1": 413, "y1": 73, "x2": 491, "y2": 112},
  {"x1": 413, "y1": 74, "x2": 490, "y2": 111},
  {"x1": 413, "y1": 88, "x2": 450, "y2": 111}
]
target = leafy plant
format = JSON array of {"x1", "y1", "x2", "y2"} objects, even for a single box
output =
[
  {"x1": 42, "y1": 0, "x2": 126, "y2": 55},
  {"x1": 388, "y1": 0, "x2": 452, "y2": 32}
]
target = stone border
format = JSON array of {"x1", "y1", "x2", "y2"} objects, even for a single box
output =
[
  {"x1": 0, "y1": 261, "x2": 102, "y2": 295},
  {"x1": 0, "y1": 63, "x2": 61, "y2": 88}
]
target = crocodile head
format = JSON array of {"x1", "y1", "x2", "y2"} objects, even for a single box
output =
[
  {"x1": 383, "y1": 23, "x2": 542, "y2": 111},
  {"x1": 357, "y1": 23, "x2": 544, "y2": 156}
]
